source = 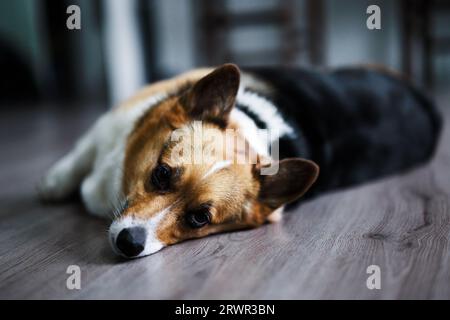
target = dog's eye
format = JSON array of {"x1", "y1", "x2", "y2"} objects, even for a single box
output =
[
  {"x1": 186, "y1": 206, "x2": 211, "y2": 228},
  {"x1": 151, "y1": 164, "x2": 172, "y2": 191}
]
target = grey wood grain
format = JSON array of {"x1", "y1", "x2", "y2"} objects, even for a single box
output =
[{"x1": 0, "y1": 96, "x2": 449, "y2": 299}]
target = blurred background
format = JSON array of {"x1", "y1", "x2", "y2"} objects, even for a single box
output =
[
  {"x1": 2, "y1": 0, "x2": 450, "y2": 300},
  {"x1": 0, "y1": 0, "x2": 449, "y2": 110}
]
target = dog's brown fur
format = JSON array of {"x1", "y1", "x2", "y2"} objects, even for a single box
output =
[{"x1": 119, "y1": 64, "x2": 319, "y2": 247}]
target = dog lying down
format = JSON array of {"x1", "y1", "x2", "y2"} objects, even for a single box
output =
[{"x1": 38, "y1": 64, "x2": 441, "y2": 258}]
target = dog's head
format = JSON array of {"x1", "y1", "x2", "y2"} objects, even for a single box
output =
[{"x1": 109, "y1": 64, "x2": 319, "y2": 258}]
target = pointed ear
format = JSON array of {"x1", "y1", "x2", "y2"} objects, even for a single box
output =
[
  {"x1": 182, "y1": 63, "x2": 240, "y2": 127},
  {"x1": 257, "y1": 158, "x2": 319, "y2": 209}
]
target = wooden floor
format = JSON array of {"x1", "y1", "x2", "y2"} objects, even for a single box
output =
[{"x1": 1, "y1": 93, "x2": 450, "y2": 300}]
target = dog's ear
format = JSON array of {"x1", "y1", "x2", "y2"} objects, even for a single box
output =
[
  {"x1": 182, "y1": 63, "x2": 240, "y2": 127},
  {"x1": 256, "y1": 158, "x2": 319, "y2": 209}
]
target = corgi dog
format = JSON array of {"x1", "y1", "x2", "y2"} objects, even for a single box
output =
[{"x1": 38, "y1": 64, "x2": 441, "y2": 258}]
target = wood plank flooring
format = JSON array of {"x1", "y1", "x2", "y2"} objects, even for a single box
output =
[{"x1": 1, "y1": 95, "x2": 449, "y2": 299}]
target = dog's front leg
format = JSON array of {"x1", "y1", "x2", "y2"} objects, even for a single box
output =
[
  {"x1": 36, "y1": 114, "x2": 110, "y2": 201},
  {"x1": 37, "y1": 132, "x2": 96, "y2": 201},
  {"x1": 80, "y1": 145, "x2": 124, "y2": 218}
]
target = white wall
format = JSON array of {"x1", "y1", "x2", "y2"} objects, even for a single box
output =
[
  {"x1": 153, "y1": 0, "x2": 196, "y2": 75},
  {"x1": 103, "y1": 0, "x2": 146, "y2": 104},
  {"x1": 323, "y1": 0, "x2": 401, "y2": 69}
]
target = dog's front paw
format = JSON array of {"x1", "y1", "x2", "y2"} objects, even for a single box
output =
[{"x1": 36, "y1": 166, "x2": 75, "y2": 202}]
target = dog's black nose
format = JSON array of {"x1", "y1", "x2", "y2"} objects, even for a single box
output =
[{"x1": 116, "y1": 227, "x2": 147, "y2": 257}]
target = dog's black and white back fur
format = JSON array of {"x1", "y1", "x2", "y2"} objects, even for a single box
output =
[{"x1": 237, "y1": 66, "x2": 441, "y2": 199}]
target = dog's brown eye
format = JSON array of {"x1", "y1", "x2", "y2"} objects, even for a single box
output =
[
  {"x1": 186, "y1": 205, "x2": 211, "y2": 228},
  {"x1": 151, "y1": 164, "x2": 172, "y2": 191}
]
